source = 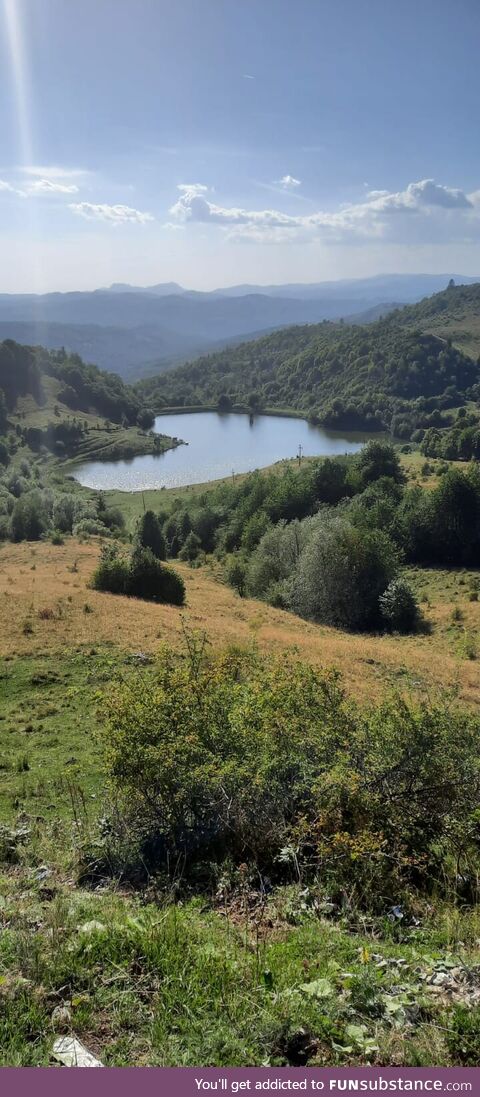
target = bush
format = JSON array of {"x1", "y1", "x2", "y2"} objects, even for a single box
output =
[
  {"x1": 226, "y1": 557, "x2": 247, "y2": 596},
  {"x1": 98, "y1": 645, "x2": 480, "y2": 903},
  {"x1": 178, "y1": 530, "x2": 202, "y2": 562},
  {"x1": 73, "y1": 518, "x2": 111, "y2": 537},
  {"x1": 102, "y1": 506, "x2": 125, "y2": 532},
  {"x1": 379, "y1": 577, "x2": 421, "y2": 633},
  {"x1": 156, "y1": 563, "x2": 186, "y2": 606},
  {"x1": 91, "y1": 544, "x2": 130, "y2": 594},
  {"x1": 91, "y1": 543, "x2": 185, "y2": 605},
  {"x1": 127, "y1": 546, "x2": 168, "y2": 599}
]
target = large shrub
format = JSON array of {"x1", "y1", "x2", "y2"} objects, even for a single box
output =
[
  {"x1": 98, "y1": 646, "x2": 480, "y2": 904},
  {"x1": 91, "y1": 543, "x2": 130, "y2": 594},
  {"x1": 91, "y1": 543, "x2": 185, "y2": 605},
  {"x1": 379, "y1": 577, "x2": 421, "y2": 633},
  {"x1": 289, "y1": 515, "x2": 398, "y2": 630}
]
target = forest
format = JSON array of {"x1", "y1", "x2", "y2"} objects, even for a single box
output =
[{"x1": 137, "y1": 303, "x2": 480, "y2": 437}]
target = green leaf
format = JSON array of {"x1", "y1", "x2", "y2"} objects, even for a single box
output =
[{"x1": 300, "y1": 977, "x2": 334, "y2": 999}]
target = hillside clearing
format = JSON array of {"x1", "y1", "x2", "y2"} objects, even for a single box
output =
[{"x1": 1, "y1": 538, "x2": 479, "y2": 709}]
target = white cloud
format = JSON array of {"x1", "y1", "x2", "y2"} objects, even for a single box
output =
[
  {"x1": 69, "y1": 202, "x2": 154, "y2": 225},
  {"x1": 278, "y1": 174, "x2": 301, "y2": 189},
  {"x1": 242, "y1": 73, "x2": 255, "y2": 80},
  {"x1": 0, "y1": 179, "x2": 26, "y2": 197},
  {"x1": 29, "y1": 178, "x2": 79, "y2": 195},
  {"x1": 20, "y1": 165, "x2": 90, "y2": 180},
  {"x1": 169, "y1": 178, "x2": 480, "y2": 246}
]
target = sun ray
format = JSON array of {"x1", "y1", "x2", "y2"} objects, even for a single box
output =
[{"x1": 2, "y1": 0, "x2": 43, "y2": 294}]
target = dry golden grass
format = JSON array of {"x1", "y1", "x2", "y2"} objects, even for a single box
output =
[{"x1": 1, "y1": 537, "x2": 479, "y2": 708}]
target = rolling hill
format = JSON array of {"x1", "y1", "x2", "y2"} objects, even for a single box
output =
[
  {"x1": 137, "y1": 282, "x2": 480, "y2": 438},
  {"x1": 0, "y1": 274, "x2": 477, "y2": 380}
]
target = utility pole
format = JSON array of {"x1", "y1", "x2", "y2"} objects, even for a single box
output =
[{"x1": 297, "y1": 443, "x2": 303, "y2": 466}]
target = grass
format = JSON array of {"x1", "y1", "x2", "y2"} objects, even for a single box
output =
[
  {"x1": 11, "y1": 375, "x2": 177, "y2": 467},
  {"x1": 1, "y1": 852, "x2": 480, "y2": 1067},
  {"x1": 0, "y1": 648, "x2": 114, "y2": 822},
  {"x1": 1, "y1": 539, "x2": 480, "y2": 709},
  {"x1": 1, "y1": 535, "x2": 480, "y2": 1066}
]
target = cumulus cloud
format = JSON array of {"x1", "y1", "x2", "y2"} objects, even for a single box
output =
[
  {"x1": 69, "y1": 202, "x2": 154, "y2": 225},
  {"x1": 28, "y1": 178, "x2": 79, "y2": 195},
  {"x1": 169, "y1": 178, "x2": 480, "y2": 245},
  {"x1": 278, "y1": 175, "x2": 301, "y2": 189}
]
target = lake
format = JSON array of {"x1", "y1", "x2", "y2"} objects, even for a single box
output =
[{"x1": 72, "y1": 411, "x2": 370, "y2": 492}]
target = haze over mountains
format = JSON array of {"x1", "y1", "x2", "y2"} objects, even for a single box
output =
[{"x1": 0, "y1": 273, "x2": 478, "y2": 381}]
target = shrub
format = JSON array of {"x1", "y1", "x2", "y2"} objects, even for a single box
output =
[
  {"x1": 156, "y1": 563, "x2": 186, "y2": 606},
  {"x1": 226, "y1": 557, "x2": 247, "y2": 596},
  {"x1": 178, "y1": 530, "x2": 202, "y2": 562},
  {"x1": 0, "y1": 514, "x2": 10, "y2": 539},
  {"x1": 91, "y1": 544, "x2": 130, "y2": 594},
  {"x1": 98, "y1": 646, "x2": 480, "y2": 904},
  {"x1": 379, "y1": 577, "x2": 421, "y2": 633},
  {"x1": 246, "y1": 520, "x2": 308, "y2": 602},
  {"x1": 91, "y1": 543, "x2": 185, "y2": 605},
  {"x1": 127, "y1": 546, "x2": 168, "y2": 599},
  {"x1": 73, "y1": 518, "x2": 111, "y2": 537},
  {"x1": 102, "y1": 506, "x2": 126, "y2": 532}
]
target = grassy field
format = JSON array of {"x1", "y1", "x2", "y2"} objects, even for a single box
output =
[
  {"x1": 12, "y1": 376, "x2": 177, "y2": 466},
  {"x1": 1, "y1": 539, "x2": 480, "y2": 712},
  {"x1": 1, "y1": 532, "x2": 480, "y2": 1066}
]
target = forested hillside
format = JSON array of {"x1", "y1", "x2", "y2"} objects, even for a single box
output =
[
  {"x1": 0, "y1": 339, "x2": 153, "y2": 426},
  {"x1": 138, "y1": 295, "x2": 480, "y2": 438}
]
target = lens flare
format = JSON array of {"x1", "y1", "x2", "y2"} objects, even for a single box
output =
[{"x1": 3, "y1": 0, "x2": 43, "y2": 294}]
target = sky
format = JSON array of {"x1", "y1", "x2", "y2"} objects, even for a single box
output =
[{"x1": 1, "y1": 0, "x2": 480, "y2": 293}]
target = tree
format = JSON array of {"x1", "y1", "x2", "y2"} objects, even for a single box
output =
[
  {"x1": 178, "y1": 530, "x2": 202, "y2": 562},
  {"x1": 137, "y1": 510, "x2": 166, "y2": 559},
  {"x1": 355, "y1": 441, "x2": 405, "y2": 487},
  {"x1": 379, "y1": 577, "x2": 421, "y2": 633},
  {"x1": 0, "y1": 389, "x2": 7, "y2": 433},
  {"x1": 226, "y1": 557, "x2": 247, "y2": 596},
  {"x1": 428, "y1": 469, "x2": 480, "y2": 565},
  {"x1": 217, "y1": 393, "x2": 232, "y2": 412},
  {"x1": 289, "y1": 515, "x2": 398, "y2": 630},
  {"x1": 137, "y1": 408, "x2": 155, "y2": 429},
  {"x1": 0, "y1": 439, "x2": 9, "y2": 468},
  {"x1": 11, "y1": 491, "x2": 49, "y2": 542}
]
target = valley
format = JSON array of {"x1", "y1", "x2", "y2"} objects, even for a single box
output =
[{"x1": 1, "y1": 280, "x2": 480, "y2": 1068}]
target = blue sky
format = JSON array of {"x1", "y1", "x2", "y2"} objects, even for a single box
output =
[{"x1": 1, "y1": 0, "x2": 480, "y2": 292}]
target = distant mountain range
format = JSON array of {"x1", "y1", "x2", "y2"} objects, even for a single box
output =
[{"x1": 0, "y1": 273, "x2": 477, "y2": 380}]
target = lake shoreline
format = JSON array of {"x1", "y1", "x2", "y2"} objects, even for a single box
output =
[{"x1": 71, "y1": 410, "x2": 372, "y2": 494}]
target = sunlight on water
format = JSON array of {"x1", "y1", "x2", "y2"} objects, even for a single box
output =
[{"x1": 73, "y1": 411, "x2": 368, "y2": 492}]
